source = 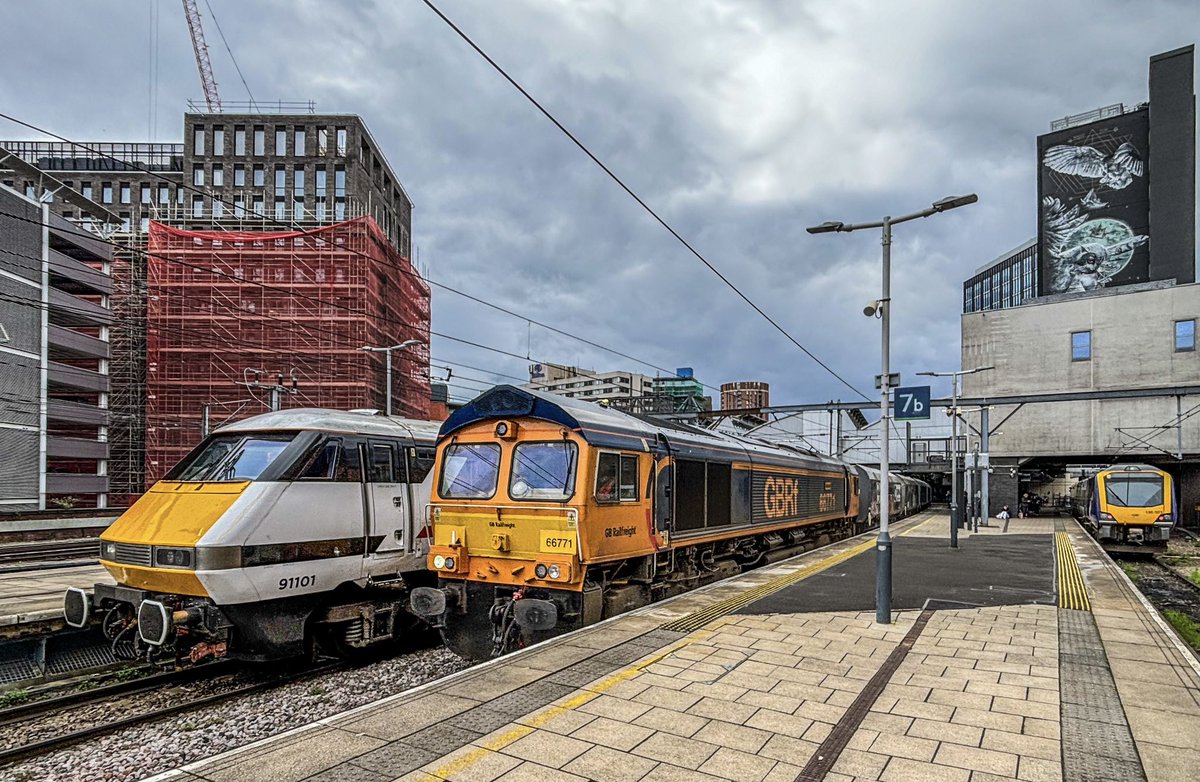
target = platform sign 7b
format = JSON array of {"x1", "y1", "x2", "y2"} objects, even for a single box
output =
[{"x1": 894, "y1": 385, "x2": 931, "y2": 421}]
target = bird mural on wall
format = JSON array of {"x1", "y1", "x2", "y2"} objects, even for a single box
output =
[
  {"x1": 1043, "y1": 142, "x2": 1144, "y2": 190},
  {"x1": 1042, "y1": 196, "x2": 1149, "y2": 293}
]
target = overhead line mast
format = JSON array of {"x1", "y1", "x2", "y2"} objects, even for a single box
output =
[{"x1": 181, "y1": 0, "x2": 222, "y2": 112}]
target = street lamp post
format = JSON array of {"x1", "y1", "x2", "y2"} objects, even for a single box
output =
[
  {"x1": 808, "y1": 194, "x2": 978, "y2": 624},
  {"x1": 917, "y1": 365, "x2": 993, "y2": 548},
  {"x1": 360, "y1": 339, "x2": 421, "y2": 416}
]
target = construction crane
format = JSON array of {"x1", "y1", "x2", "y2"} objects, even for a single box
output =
[{"x1": 181, "y1": 0, "x2": 222, "y2": 112}]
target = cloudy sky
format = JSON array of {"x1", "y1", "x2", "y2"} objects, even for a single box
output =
[{"x1": 1, "y1": 1, "x2": 1195, "y2": 406}]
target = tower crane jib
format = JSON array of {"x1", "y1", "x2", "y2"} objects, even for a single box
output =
[{"x1": 181, "y1": 0, "x2": 222, "y2": 112}]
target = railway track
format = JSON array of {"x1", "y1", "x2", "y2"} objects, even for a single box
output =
[
  {"x1": 0, "y1": 538, "x2": 99, "y2": 566},
  {"x1": 1121, "y1": 553, "x2": 1200, "y2": 654},
  {"x1": 0, "y1": 658, "x2": 343, "y2": 766}
]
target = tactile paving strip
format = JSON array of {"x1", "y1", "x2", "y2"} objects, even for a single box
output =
[
  {"x1": 1058, "y1": 608, "x2": 1146, "y2": 781},
  {"x1": 1055, "y1": 531, "x2": 1091, "y2": 610}
]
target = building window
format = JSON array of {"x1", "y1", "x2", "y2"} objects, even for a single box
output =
[
  {"x1": 274, "y1": 165, "x2": 285, "y2": 197},
  {"x1": 334, "y1": 165, "x2": 346, "y2": 197},
  {"x1": 275, "y1": 127, "x2": 287, "y2": 155},
  {"x1": 252, "y1": 197, "x2": 264, "y2": 217},
  {"x1": 315, "y1": 201, "x2": 326, "y2": 221},
  {"x1": 234, "y1": 125, "x2": 246, "y2": 155},
  {"x1": 315, "y1": 168, "x2": 327, "y2": 196},
  {"x1": 193, "y1": 165, "x2": 205, "y2": 186},
  {"x1": 234, "y1": 200, "x2": 245, "y2": 218},
  {"x1": 253, "y1": 126, "x2": 265, "y2": 155},
  {"x1": 119, "y1": 182, "x2": 131, "y2": 204},
  {"x1": 1071, "y1": 331, "x2": 1091, "y2": 362},
  {"x1": 318, "y1": 128, "x2": 328, "y2": 155},
  {"x1": 177, "y1": 187, "x2": 185, "y2": 204},
  {"x1": 140, "y1": 184, "x2": 151, "y2": 204},
  {"x1": 212, "y1": 200, "x2": 224, "y2": 218},
  {"x1": 233, "y1": 164, "x2": 245, "y2": 187},
  {"x1": 253, "y1": 164, "x2": 265, "y2": 187},
  {"x1": 158, "y1": 184, "x2": 170, "y2": 204},
  {"x1": 81, "y1": 182, "x2": 93, "y2": 201},
  {"x1": 293, "y1": 166, "x2": 304, "y2": 197},
  {"x1": 212, "y1": 164, "x2": 224, "y2": 187},
  {"x1": 120, "y1": 212, "x2": 131, "y2": 232},
  {"x1": 294, "y1": 128, "x2": 305, "y2": 156},
  {"x1": 336, "y1": 127, "x2": 347, "y2": 156},
  {"x1": 294, "y1": 199, "x2": 305, "y2": 220},
  {"x1": 192, "y1": 196, "x2": 204, "y2": 218},
  {"x1": 140, "y1": 216, "x2": 150, "y2": 233},
  {"x1": 334, "y1": 199, "x2": 346, "y2": 221},
  {"x1": 193, "y1": 126, "x2": 205, "y2": 155},
  {"x1": 274, "y1": 200, "x2": 286, "y2": 220},
  {"x1": 212, "y1": 125, "x2": 224, "y2": 155},
  {"x1": 1176, "y1": 320, "x2": 1196, "y2": 352}
]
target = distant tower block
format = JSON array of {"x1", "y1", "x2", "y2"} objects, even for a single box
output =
[{"x1": 721, "y1": 381, "x2": 770, "y2": 411}]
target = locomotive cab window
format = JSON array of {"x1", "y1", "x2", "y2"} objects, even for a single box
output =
[
  {"x1": 367, "y1": 443, "x2": 396, "y2": 483},
  {"x1": 510, "y1": 441, "x2": 577, "y2": 501},
  {"x1": 595, "y1": 452, "x2": 639, "y2": 503},
  {"x1": 296, "y1": 437, "x2": 340, "y2": 480},
  {"x1": 1105, "y1": 474, "x2": 1164, "y2": 507},
  {"x1": 168, "y1": 433, "x2": 296, "y2": 482},
  {"x1": 441, "y1": 443, "x2": 501, "y2": 499}
]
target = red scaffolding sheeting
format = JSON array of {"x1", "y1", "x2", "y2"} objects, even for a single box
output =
[{"x1": 145, "y1": 216, "x2": 431, "y2": 486}]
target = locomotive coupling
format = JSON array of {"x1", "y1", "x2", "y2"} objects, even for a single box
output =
[
  {"x1": 511, "y1": 598, "x2": 557, "y2": 631},
  {"x1": 409, "y1": 585, "x2": 463, "y2": 627}
]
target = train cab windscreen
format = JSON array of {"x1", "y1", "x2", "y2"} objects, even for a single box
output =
[
  {"x1": 440, "y1": 443, "x2": 501, "y2": 499},
  {"x1": 1105, "y1": 475, "x2": 1164, "y2": 507},
  {"x1": 509, "y1": 441, "x2": 577, "y2": 501},
  {"x1": 167, "y1": 433, "x2": 296, "y2": 482}
]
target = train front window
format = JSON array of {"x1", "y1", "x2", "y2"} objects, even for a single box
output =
[
  {"x1": 170, "y1": 433, "x2": 296, "y2": 482},
  {"x1": 440, "y1": 443, "x2": 501, "y2": 499},
  {"x1": 1105, "y1": 475, "x2": 1164, "y2": 508},
  {"x1": 510, "y1": 441, "x2": 577, "y2": 501}
]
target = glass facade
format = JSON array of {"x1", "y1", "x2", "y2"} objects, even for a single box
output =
[{"x1": 964, "y1": 241, "x2": 1038, "y2": 314}]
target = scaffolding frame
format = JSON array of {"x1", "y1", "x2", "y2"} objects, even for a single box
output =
[{"x1": 144, "y1": 216, "x2": 430, "y2": 485}]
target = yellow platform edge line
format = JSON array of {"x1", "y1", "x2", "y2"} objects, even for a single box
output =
[{"x1": 1055, "y1": 531, "x2": 1091, "y2": 611}]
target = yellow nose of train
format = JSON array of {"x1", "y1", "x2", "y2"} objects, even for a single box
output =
[{"x1": 99, "y1": 480, "x2": 250, "y2": 596}]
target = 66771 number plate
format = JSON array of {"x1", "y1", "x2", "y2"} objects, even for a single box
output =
[{"x1": 539, "y1": 530, "x2": 576, "y2": 554}]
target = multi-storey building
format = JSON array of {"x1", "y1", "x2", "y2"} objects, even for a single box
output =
[
  {"x1": 0, "y1": 177, "x2": 114, "y2": 510},
  {"x1": 0, "y1": 109, "x2": 424, "y2": 501},
  {"x1": 525, "y1": 362, "x2": 656, "y2": 401},
  {"x1": 962, "y1": 239, "x2": 1038, "y2": 314}
]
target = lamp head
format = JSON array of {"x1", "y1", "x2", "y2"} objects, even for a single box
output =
[
  {"x1": 932, "y1": 194, "x2": 979, "y2": 213},
  {"x1": 863, "y1": 300, "x2": 880, "y2": 318},
  {"x1": 806, "y1": 221, "x2": 846, "y2": 234}
]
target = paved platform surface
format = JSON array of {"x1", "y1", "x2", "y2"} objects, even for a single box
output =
[
  {"x1": 144, "y1": 512, "x2": 1200, "y2": 782},
  {"x1": 0, "y1": 563, "x2": 111, "y2": 628}
]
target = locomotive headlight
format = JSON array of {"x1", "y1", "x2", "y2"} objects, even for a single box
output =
[
  {"x1": 100, "y1": 541, "x2": 116, "y2": 560},
  {"x1": 154, "y1": 547, "x2": 194, "y2": 569},
  {"x1": 535, "y1": 563, "x2": 548, "y2": 579},
  {"x1": 495, "y1": 422, "x2": 509, "y2": 437},
  {"x1": 547, "y1": 564, "x2": 561, "y2": 580},
  {"x1": 443, "y1": 556, "x2": 455, "y2": 570},
  {"x1": 433, "y1": 555, "x2": 446, "y2": 569}
]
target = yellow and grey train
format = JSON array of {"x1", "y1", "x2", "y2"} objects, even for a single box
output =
[
  {"x1": 1072, "y1": 463, "x2": 1176, "y2": 552},
  {"x1": 63, "y1": 409, "x2": 442, "y2": 662},
  {"x1": 410, "y1": 386, "x2": 930, "y2": 659}
]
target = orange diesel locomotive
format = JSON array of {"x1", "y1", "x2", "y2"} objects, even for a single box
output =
[{"x1": 410, "y1": 386, "x2": 928, "y2": 659}]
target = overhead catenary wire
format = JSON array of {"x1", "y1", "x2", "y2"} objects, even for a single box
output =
[{"x1": 418, "y1": 0, "x2": 871, "y2": 403}]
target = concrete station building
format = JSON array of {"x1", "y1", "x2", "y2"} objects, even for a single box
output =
[{"x1": 961, "y1": 45, "x2": 1199, "y2": 521}]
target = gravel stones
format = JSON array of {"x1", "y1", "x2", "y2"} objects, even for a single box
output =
[{"x1": 0, "y1": 647, "x2": 467, "y2": 782}]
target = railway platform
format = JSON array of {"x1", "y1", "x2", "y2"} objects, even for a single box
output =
[
  {"x1": 146, "y1": 511, "x2": 1200, "y2": 782},
  {"x1": 0, "y1": 563, "x2": 111, "y2": 633}
]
